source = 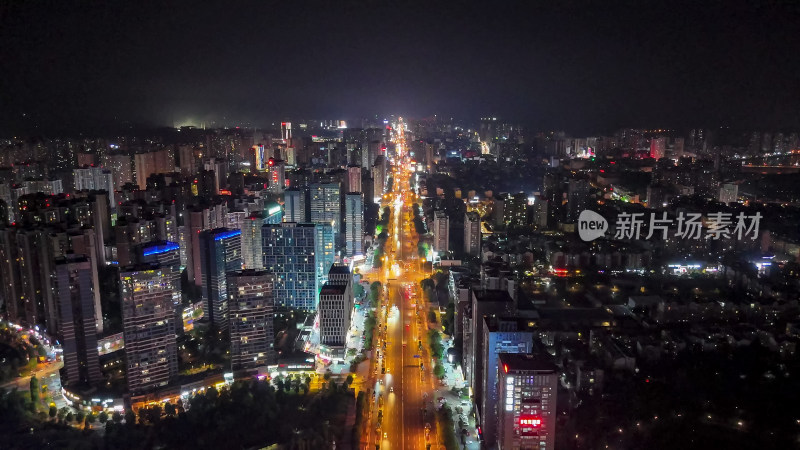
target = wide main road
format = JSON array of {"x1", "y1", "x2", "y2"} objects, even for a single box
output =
[
  {"x1": 368, "y1": 118, "x2": 441, "y2": 450},
  {"x1": 379, "y1": 281, "x2": 430, "y2": 450}
]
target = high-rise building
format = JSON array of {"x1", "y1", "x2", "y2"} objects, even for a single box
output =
[
  {"x1": 119, "y1": 266, "x2": 178, "y2": 394},
  {"x1": 310, "y1": 182, "x2": 341, "y2": 236},
  {"x1": 14, "y1": 229, "x2": 54, "y2": 329},
  {"x1": 345, "y1": 192, "x2": 363, "y2": 256},
  {"x1": 134, "y1": 148, "x2": 175, "y2": 189},
  {"x1": 140, "y1": 241, "x2": 182, "y2": 332},
  {"x1": 264, "y1": 201, "x2": 283, "y2": 224},
  {"x1": 254, "y1": 144, "x2": 267, "y2": 171},
  {"x1": 53, "y1": 255, "x2": 102, "y2": 387},
  {"x1": 566, "y1": 179, "x2": 591, "y2": 223},
  {"x1": 480, "y1": 317, "x2": 536, "y2": 445},
  {"x1": 650, "y1": 137, "x2": 666, "y2": 160},
  {"x1": 0, "y1": 228, "x2": 22, "y2": 322},
  {"x1": 73, "y1": 166, "x2": 116, "y2": 211},
  {"x1": 372, "y1": 155, "x2": 387, "y2": 201},
  {"x1": 228, "y1": 270, "x2": 276, "y2": 370},
  {"x1": 497, "y1": 353, "x2": 558, "y2": 450},
  {"x1": 464, "y1": 212, "x2": 481, "y2": 256},
  {"x1": 261, "y1": 223, "x2": 318, "y2": 310},
  {"x1": 283, "y1": 189, "x2": 307, "y2": 222},
  {"x1": 67, "y1": 229, "x2": 104, "y2": 333},
  {"x1": 316, "y1": 223, "x2": 335, "y2": 288},
  {"x1": 202, "y1": 158, "x2": 229, "y2": 194},
  {"x1": 361, "y1": 172, "x2": 375, "y2": 207},
  {"x1": 433, "y1": 210, "x2": 449, "y2": 253},
  {"x1": 281, "y1": 122, "x2": 292, "y2": 141},
  {"x1": 318, "y1": 265, "x2": 353, "y2": 359},
  {"x1": 102, "y1": 154, "x2": 134, "y2": 190},
  {"x1": 347, "y1": 165, "x2": 362, "y2": 193},
  {"x1": 89, "y1": 192, "x2": 112, "y2": 258},
  {"x1": 464, "y1": 289, "x2": 515, "y2": 418},
  {"x1": 185, "y1": 203, "x2": 227, "y2": 288},
  {"x1": 199, "y1": 229, "x2": 242, "y2": 330},
  {"x1": 241, "y1": 215, "x2": 264, "y2": 270},
  {"x1": 177, "y1": 145, "x2": 197, "y2": 176},
  {"x1": 497, "y1": 193, "x2": 528, "y2": 227},
  {"x1": 268, "y1": 159, "x2": 286, "y2": 194},
  {"x1": 719, "y1": 183, "x2": 739, "y2": 204}
]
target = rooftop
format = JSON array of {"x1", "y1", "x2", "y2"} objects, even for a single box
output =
[
  {"x1": 328, "y1": 264, "x2": 351, "y2": 275},
  {"x1": 474, "y1": 289, "x2": 514, "y2": 304},
  {"x1": 484, "y1": 315, "x2": 540, "y2": 332},
  {"x1": 320, "y1": 284, "x2": 348, "y2": 295},
  {"x1": 498, "y1": 353, "x2": 558, "y2": 373}
]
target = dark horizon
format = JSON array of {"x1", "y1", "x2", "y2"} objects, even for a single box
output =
[{"x1": 1, "y1": 0, "x2": 799, "y2": 136}]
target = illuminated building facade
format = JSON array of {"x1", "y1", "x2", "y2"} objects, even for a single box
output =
[
  {"x1": 261, "y1": 223, "x2": 318, "y2": 310},
  {"x1": 120, "y1": 267, "x2": 178, "y2": 394},
  {"x1": 241, "y1": 215, "x2": 264, "y2": 270},
  {"x1": 140, "y1": 241, "x2": 182, "y2": 331},
  {"x1": 433, "y1": 210, "x2": 449, "y2": 253},
  {"x1": 284, "y1": 188, "x2": 307, "y2": 222},
  {"x1": 318, "y1": 265, "x2": 353, "y2": 355},
  {"x1": 73, "y1": 166, "x2": 116, "y2": 211},
  {"x1": 464, "y1": 211, "x2": 481, "y2": 256},
  {"x1": 228, "y1": 270, "x2": 276, "y2": 370},
  {"x1": 54, "y1": 255, "x2": 102, "y2": 387},
  {"x1": 497, "y1": 353, "x2": 558, "y2": 450},
  {"x1": 268, "y1": 159, "x2": 285, "y2": 194},
  {"x1": 650, "y1": 137, "x2": 666, "y2": 160},
  {"x1": 345, "y1": 192, "x2": 363, "y2": 256},
  {"x1": 480, "y1": 317, "x2": 536, "y2": 445},
  {"x1": 347, "y1": 165, "x2": 361, "y2": 193},
  {"x1": 264, "y1": 201, "x2": 283, "y2": 224},
  {"x1": 310, "y1": 182, "x2": 341, "y2": 236}
]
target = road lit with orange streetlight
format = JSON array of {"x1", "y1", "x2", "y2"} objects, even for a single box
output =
[{"x1": 362, "y1": 118, "x2": 442, "y2": 450}]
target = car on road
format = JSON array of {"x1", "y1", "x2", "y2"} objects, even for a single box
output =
[
  {"x1": 389, "y1": 386, "x2": 393, "y2": 393},
  {"x1": 383, "y1": 432, "x2": 388, "y2": 439}
]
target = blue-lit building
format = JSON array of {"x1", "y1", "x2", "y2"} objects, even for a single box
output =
[
  {"x1": 345, "y1": 192, "x2": 363, "y2": 257},
  {"x1": 140, "y1": 241, "x2": 183, "y2": 333},
  {"x1": 199, "y1": 229, "x2": 242, "y2": 330},
  {"x1": 315, "y1": 223, "x2": 335, "y2": 288},
  {"x1": 481, "y1": 317, "x2": 536, "y2": 445},
  {"x1": 261, "y1": 222, "x2": 318, "y2": 310}
]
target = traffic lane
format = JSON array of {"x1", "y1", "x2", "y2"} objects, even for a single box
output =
[
  {"x1": 399, "y1": 283, "x2": 432, "y2": 450},
  {"x1": 387, "y1": 284, "x2": 405, "y2": 449},
  {"x1": 1, "y1": 360, "x2": 64, "y2": 391},
  {"x1": 403, "y1": 288, "x2": 428, "y2": 449}
]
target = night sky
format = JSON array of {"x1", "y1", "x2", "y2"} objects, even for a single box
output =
[{"x1": 1, "y1": 0, "x2": 798, "y2": 135}]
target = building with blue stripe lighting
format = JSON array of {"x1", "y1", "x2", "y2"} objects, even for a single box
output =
[
  {"x1": 213, "y1": 229, "x2": 241, "y2": 241},
  {"x1": 200, "y1": 228, "x2": 242, "y2": 330},
  {"x1": 142, "y1": 241, "x2": 180, "y2": 257}
]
